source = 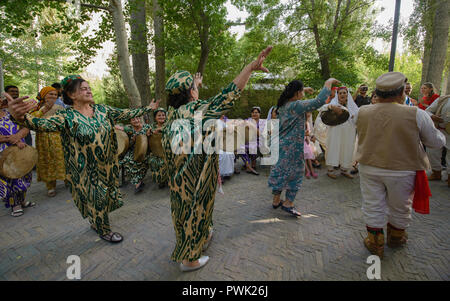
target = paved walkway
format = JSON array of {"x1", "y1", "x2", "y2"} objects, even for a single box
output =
[{"x1": 1, "y1": 163, "x2": 449, "y2": 281}]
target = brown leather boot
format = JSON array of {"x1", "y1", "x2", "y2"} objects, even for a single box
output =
[
  {"x1": 364, "y1": 230, "x2": 384, "y2": 259},
  {"x1": 428, "y1": 170, "x2": 441, "y2": 181},
  {"x1": 387, "y1": 223, "x2": 408, "y2": 248}
]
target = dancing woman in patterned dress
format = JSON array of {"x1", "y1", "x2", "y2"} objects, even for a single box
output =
[
  {"x1": 268, "y1": 78, "x2": 340, "y2": 217},
  {"x1": 162, "y1": 47, "x2": 272, "y2": 271},
  {"x1": 5, "y1": 75, "x2": 160, "y2": 243}
]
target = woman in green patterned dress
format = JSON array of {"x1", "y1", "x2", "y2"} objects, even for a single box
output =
[
  {"x1": 5, "y1": 75, "x2": 160, "y2": 243},
  {"x1": 116, "y1": 117, "x2": 151, "y2": 193},
  {"x1": 162, "y1": 46, "x2": 272, "y2": 271},
  {"x1": 148, "y1": 108, "x2": 168, "y2": 189}
]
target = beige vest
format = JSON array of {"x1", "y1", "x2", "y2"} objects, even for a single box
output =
[{"x1": 356, "y1": 103, "x2": 430, "y2": 171}]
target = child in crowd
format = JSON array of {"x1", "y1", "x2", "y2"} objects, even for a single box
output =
[{"x1": 304, "y1": 112, "x2": 318, "y2": 179}]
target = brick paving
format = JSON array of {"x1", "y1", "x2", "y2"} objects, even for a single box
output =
[{"x1": 0, "y1": 163, "x2": 449, "y2": 281}]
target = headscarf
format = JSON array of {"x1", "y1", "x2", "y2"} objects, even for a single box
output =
[
  {"x1": 267, "y1": 106, "x2": 277, "y2": 120},
  {"x1": 61, "y1": 75, "x2": 82, "y2": 89},
  {"x1": 251, "y1": 106, "x2": 261, "y2": 113},
  {"x1": 330, "y1": 87, "x2": 359, "y2": 126},
  {"x1": 37, "y1": 86, "x2": 56, "y2": 102},
  {"x1": 165, "y1": 70, "x2": 194, "y2": 95},
  {"x1": 153, "y1": 107, "x2": 167, "y2": 118},
  {"x1": 34, "y1": 86, "x2": 57, "y2": 111}
]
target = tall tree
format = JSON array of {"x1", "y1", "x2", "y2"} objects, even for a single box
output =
[
  {"x1": 153, "y1": 0, "x2": 166, "y2": 107},
  {"x1": 129, "y1": 0, "x2": 151, "y2": 106},
  {"x1": 425, "y1": 0, "x2": 449, "y2": 92}
]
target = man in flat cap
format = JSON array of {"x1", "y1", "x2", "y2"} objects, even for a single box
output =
[{"x1": 354, "y1": 72, "x2": 445, "y2": 259}]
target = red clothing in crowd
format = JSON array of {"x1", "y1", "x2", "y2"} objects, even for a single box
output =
[{"x1": 418, "y1": 93, "x2": 439, "y2": 110}]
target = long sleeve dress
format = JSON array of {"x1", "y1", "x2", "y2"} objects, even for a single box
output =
[
  {"x1": 17, "y1": 104, "x2": 153, "y2": 235},
  {"x1": 148, "y1": 122, "x2": 169, "y2": 186},
  {"x1": 268, "y1": 88, "x2": 330, "y2": 199},
  {"x1": 162, "y1": 82, "x2": 241, "y2": 262},
  {"x1": 30, "y1": 105, "x2": 66, "y2": 187},
  {"x1": 0, "y1": 110, "x2": 32, "y2": 208},
  {"x1": 120, "y1": 123, "x2": 151, "y2": 185}
]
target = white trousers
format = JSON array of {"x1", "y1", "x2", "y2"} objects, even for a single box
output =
[
  {"x1": 426, "y1": 131, "x2": 449, "y2": 172},
  {"x1": 360, "y1": 171, "x2": 415, "y2": 229}
]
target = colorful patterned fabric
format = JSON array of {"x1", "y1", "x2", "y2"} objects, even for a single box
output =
[
  {"x1": 61, "y1": 75, "x2": 82, "y2": 89},
  {"x1": 0, "y1": 110, "x2": 32, "y2": 208},
  {"x1": 268, "y1": 88, "x2": 330, "y2": 201},
  {"x1": 31, "y1": 108, "x2": 66, "y2": 185},
  {"x1": 148, "y1": 122, "x2": 168, "y2": 185},
  {"x1": 19, "y1": 104, "x2": 152, "y2": 235},
  {"x1": 162, "y1": 82, "x2": 241, "y2": 262},
  {"x1": 120, "y1": 123, "x2": 151, "y2": 185},
  {"x1": 165, "y1": 70, "x2": 194, "y2": 94}
]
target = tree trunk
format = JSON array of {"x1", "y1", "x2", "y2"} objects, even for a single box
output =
[
  {"x1": 312, "y1": 24, "x2": 331, "y2": 80},
  {"x1": 109, "y1": 0, "x2": 142, "y2": 108},
  {"x1": 420, "y1": 0, "x2": 436, "y2": 94},
  {"x1": 130, "y1": 0, "x2": 151, "y2": 107},
  {"x1": 444, "y1": 68, "x2": 450, "y2": 95},
  {"x1": 153, "y1": 0, "x2": 166, "y2": 108},
  {"x1": 425, "y1": 0, "x2": 449, "y2": 94},
  {"x1": 196, "y1": 12, "x2": 210, "y2": 75}
]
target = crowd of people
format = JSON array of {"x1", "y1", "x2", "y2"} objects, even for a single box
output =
[{"x1": 1, "y1": 45, "x2": 448, "y2": 271}]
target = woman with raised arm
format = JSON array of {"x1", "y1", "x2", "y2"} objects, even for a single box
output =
[
  {"x1": 5, "y1": 75, "x2": 160, "y2": 243},
  {"x1": 268, "y1": 78, "x2": 340, "y2": 217},
  {"x1": 162, "y1": 47, "x2": 272, "y2": 271}
]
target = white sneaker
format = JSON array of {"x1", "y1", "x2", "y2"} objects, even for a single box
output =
[{"x1": 179, "y1": 255, "x2": 209, "y2": 272}]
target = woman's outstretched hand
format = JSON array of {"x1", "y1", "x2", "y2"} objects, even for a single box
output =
[
  {"x1": 250, "y1": 46, "x2": 273, "y2": 73},
  {"x1": 324, "y1": 78, "x2": 340, "y2": 90},
  {"x1": 234, "y1": 46, "x2": 273, "y2": 91},
  {"x1": 148, "y1": 98, "x2": 161, "y2": 111},
  {"x1": 2, "y1": 92, "x2": 37, "y2": 121}
]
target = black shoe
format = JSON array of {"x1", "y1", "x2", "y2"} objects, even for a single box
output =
[{"x1": 135, "y1": 182, "x2": 145, "y2": 194}]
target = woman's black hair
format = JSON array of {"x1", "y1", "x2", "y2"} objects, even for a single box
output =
[
  {"x1": 277, "y1": 80, "x2": 304, "y2": 108},
  {"x1": 167, "y1": 88, "x2": 192, "y2": 109},
  {"x1": 62, "y1": 78, "x2": 86, "y2": 105}
]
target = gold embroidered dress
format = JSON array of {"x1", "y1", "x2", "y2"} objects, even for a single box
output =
[
  {"x1": 19, "y1": 104, "x2": 153, "y2": 235},
  {"x1": 162, "y1": 82, "x2": 241, "y2": 262}
]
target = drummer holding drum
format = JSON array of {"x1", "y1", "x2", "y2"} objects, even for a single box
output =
[
  {"x1": 148, "y1": 108, "x2": 169, "y2": 189},
  {"x1": 0, "y1": 96, "x2": 34, "y2": 217},
  {"x1": 116, "y1": 116, "x2": 152, "y2": 194}
]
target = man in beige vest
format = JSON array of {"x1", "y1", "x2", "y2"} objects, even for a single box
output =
[
  {"x1": 355, "y1": 72, "x2": 445, "y2": 259},
  {"x1": 425, "y1": 95, "x2": 449, "y2": 186}
]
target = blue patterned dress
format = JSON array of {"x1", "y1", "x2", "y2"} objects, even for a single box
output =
[
  {"x1": 268, "y1": 88, "x2": 330, "y2": 201},
  {"x1": 0, "y1": 110, "x2": 32, "y2": 208}
]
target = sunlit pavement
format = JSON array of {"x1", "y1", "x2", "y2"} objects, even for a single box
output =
[{"x1": 1, "y1": 163, "x2": 448, "y2": 280}]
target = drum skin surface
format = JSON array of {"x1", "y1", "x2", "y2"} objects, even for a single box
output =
[
  {"x1": 134, "y1": 134, "x2": 148, "y2": 162},
  {"x1": 0, "y1": 145, "x2": 38, "y2": 179},
  {"x1": 149, "y1": 132, "x2": 164, "y2": 158},
  {"x1": 115, "y1": 129, "x2": 129, "y2": 157}
]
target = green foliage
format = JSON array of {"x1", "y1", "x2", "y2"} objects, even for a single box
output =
[{"x1": 0, "y1": 7, "x2": 79, "y2": 96}]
